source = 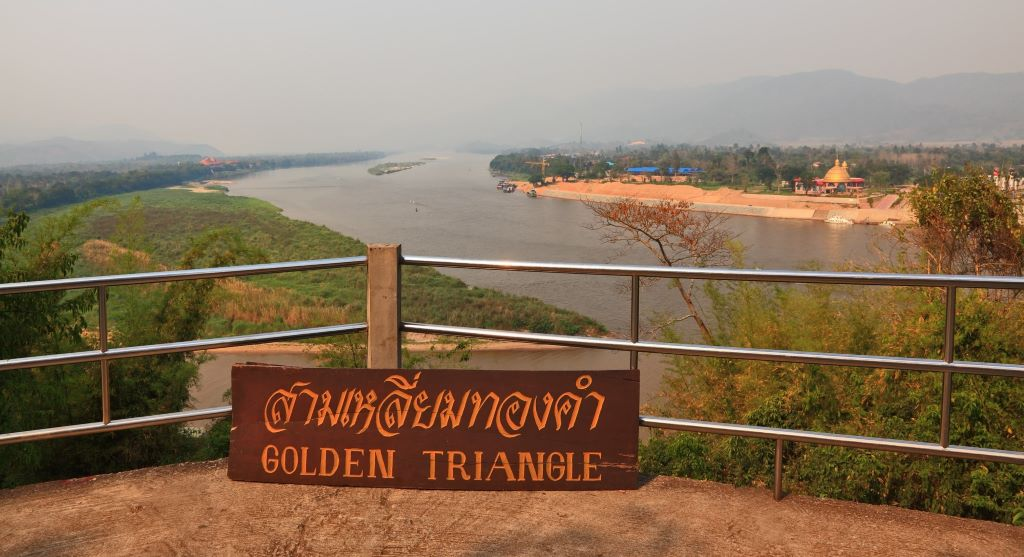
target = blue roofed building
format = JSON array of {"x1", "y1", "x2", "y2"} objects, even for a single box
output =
[{"x1": 624, "y1": 166, "x2": 704, "y2": 183}]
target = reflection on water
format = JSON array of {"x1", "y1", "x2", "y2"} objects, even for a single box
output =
[
  {"x1": 227, "y1": 153, "x2": 891, "y2": 333},
  {"x1": 197, "y1": 154, "x2": 895, "y2": 414}
]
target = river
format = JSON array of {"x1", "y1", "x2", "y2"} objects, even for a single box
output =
[
  {"x1": 195, "y1": 153, "x2": 894, "y2": 408},
  {"x1": 225, "y1": 153, "x2": 890, "y2": 332}
]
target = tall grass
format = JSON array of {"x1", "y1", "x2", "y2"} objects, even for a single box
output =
[{"x1": 59, "y1": 188, "x2": 604, "y2": 336}]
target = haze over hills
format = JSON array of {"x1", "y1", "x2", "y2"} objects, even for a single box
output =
[
  {"x1": 467, "y1": 70, "x2": 1024, "y2": 148},
  {"x1": 6, "y1": 71, "x2": 1024, "y2": 159},
  {"x1": 0, "y1": 137, "x2": 223, "y2": 167}
]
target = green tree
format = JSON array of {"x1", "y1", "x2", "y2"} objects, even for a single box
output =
[
  {"x1": 646, "y1": 275, "x2": 1024, "y2": 524},
  {"x1": 868, "y1": 170, "x2": 892, "y2": 188},
  {"x1": 904, "y1": 167, "x2": 1024, "y2": 275},
  {"x1": 0, "y1": 208, "x2": 97, "y2": 486},
  {"x1": 642, "y1": 170, "x2": 1024, "y2": 524},
  {"x1": 546, "y1": 157, "x2": 576, "y2": 181},
  {"x1": 0, "y1": 207, "x2": 261, "y2": 487}
]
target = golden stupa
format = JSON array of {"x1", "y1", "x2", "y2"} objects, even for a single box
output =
[{"x1": 822, "y1": 159, "x2": 852, "y2": 183}]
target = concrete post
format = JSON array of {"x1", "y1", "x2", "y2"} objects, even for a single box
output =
[{"x1": 367, "y1": 244, "x2": 401, "y2": 369}]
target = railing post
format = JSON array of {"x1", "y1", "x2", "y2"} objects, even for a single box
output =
[
  {"x1": 774, "y1": 438, "x2": 785, "y2": 501},
  {"x1": 98, "y1": 286, "x2": 111, "y2": 425},
  {"x1": 630, "y1": 275, "x2": 640, "y2": 369},
  {"x1": 367, "y1": 244, "x2": 402, "y2": 369},
  {"x1": 940, "y1": 286, "x2": 956, "y2": 447}
]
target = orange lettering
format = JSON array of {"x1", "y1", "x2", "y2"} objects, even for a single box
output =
[
  {"x1": 447, "y1": 451, "x2": 470, "y2": 480},
  {"x1": 546, "y1": 452, "x2": 566, "y2": 481},
  {"x1": 344, "y1": 448, "x2": 364, "y2": 478},
  {"x1": 300, "y1": 447, "x2": 316, "y2": 476},
  {"x1": 423, "y1": 450, "x2": 443, "y2": 480},
  {"x1": 518, "y1": 452, "x2": 543, "y2": 481},
  {"x1": 319, "y1": 448, "x2": 340, "y2": 477},
  {"x1": 583, "y1": 451, "x2": 602, "y2": 481},
  {"x1": 261, "y1": 444, "x2": 280, "y2": 474},
  {"x1": 565, "y1": 452, "x2": 581, "y2": 482},
  {"x1": 368, "y1": 449, "x2": 394, "y2": 479},
  {"x1": 474, "y1": 451, "x2": 484, "y2": 480},
  {"x1": 281, "y1": 446, "x2": 299, "y2": 475},
  {"x1": 486, "y1": 451, "x2": 516, "y2": 482}
]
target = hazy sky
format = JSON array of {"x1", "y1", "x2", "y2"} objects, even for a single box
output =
[{"x1": 2, "y1": 0, "x2": 1022, "y2": 153}]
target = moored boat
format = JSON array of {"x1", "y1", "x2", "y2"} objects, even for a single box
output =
[{"x1": 825, "y1": 214, "x2": 854, "y2": 225}]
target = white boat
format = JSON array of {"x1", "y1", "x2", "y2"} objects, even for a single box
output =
[{"x1": 825, "y1": 214, "x2": 854, "y2": 225}]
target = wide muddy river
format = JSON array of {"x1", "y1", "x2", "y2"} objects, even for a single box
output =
[{"x1": 195, "y1": 153, "x2": 895, "y2": 408}]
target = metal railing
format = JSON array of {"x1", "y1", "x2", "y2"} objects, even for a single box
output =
[
  {"x1": 402, "y1": 255, "x2": 1024, "y2": 500},
  {"x1": 2, "y1": 249, "x2": 1024, "y2": 501},
  {"x1": 0, "y1": 256, "x2": 368, "y2": 445}
]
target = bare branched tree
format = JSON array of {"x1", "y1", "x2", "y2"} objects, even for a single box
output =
[{"x1": 585, "y1": 198, "x2": 734, "y2": 343}]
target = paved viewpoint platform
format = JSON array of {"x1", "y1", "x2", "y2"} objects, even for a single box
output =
[{"x1": 2, "y1": 460, "x2": 1021, "y2": 556}]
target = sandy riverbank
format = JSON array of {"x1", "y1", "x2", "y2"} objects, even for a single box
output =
[{"x1": 515, "y1": 180, "x2": 913, "y2": 224}]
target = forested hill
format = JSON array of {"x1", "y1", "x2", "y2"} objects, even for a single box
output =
[
  {"x1": 0, "y1": 152, "x2": 384, "y2": 212},
  {"x1": 0, "y1": 137, "x2": 224, "y2": 167}
]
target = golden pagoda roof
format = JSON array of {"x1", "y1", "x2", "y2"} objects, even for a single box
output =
[{"x1": 822, "y1": 158, "x2": 853, "y2": 183}]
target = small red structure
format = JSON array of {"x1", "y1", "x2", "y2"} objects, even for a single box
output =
[{"x1": 199, "y1": 157, "x2": 238, "y2": 167}]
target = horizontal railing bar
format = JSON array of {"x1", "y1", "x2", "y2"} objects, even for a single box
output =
[
  {"x1": 0, "y1": 406, "x2": 232, "y2": 446},
  {"x1": 403, "y1": 323, "x2": 1024, "y2": 378},
  {"x1": 8, "y1": 407, "x2": 1021, "y2": 467},
  {"x1": 639, "y1": 415, "x2": 1024, "y2": 465},
  {"x1": 0, "y1": 323, "x2": 367, "y2": 372},
  {"x1": 0, "y1": 256, "x2": 367, "y2": 295},
  {"x1": 403, "y1": 255, "x2": 1024, "y2": 289}
]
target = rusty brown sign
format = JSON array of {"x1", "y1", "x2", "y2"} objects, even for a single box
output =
[{"x1": 228, "y1": 364, "x2": 639, "y2": 490}]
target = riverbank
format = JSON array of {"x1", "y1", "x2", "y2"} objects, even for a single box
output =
[
  {"x1": 516, "y1": 180, "x2": 913, "y2": 224},
  {"x1": 63, "y1": 187, "x2": 603, "y2": 338}
]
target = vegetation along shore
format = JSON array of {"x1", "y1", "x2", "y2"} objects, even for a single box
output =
[
  {"x1": 493, "y1": 143, "x2": 1024, "y2": 225},
  {"x1": 0, "y1": 179, "x2": 602, "y2": 489},
  {"x1": 4, "y1": 153, "x2": 1024, "y2": 525},
  {"x1": 0, "y1": 151, "x2": 385, "y2": 213}
]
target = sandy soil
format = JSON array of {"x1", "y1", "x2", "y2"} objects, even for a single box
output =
[
  {"x1": 2, "y1": 460, "x2": 1020, "y2": 556},
  {"x1": 168, "y1": 185, "x2": 225, "y2": 194},
  {"x1": 518, "y1": 180, "x2": 913, "y2": 224}
]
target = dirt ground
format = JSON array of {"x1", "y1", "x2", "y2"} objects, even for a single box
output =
[
  {"x1": 2, "y1": 460, "x2": 1021, "y2": 556},
  {"x1": 519, "y1": 180, "x2": 913, "y2": 224}
]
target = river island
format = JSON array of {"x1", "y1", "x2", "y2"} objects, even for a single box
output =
[{"x1": 368, "y1": 161, "x2": 426, "y2": 175}]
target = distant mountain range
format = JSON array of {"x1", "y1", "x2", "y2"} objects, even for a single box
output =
[
  {"x1": 470, "y1": 70, "x2": 1024, "y2": 147},
  {"x1": 0, "y1": 137, "x2": 223, "y2": 167},
  {"x1": 7, "y1": 70, "x2": 1023, "y2": 159}
]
